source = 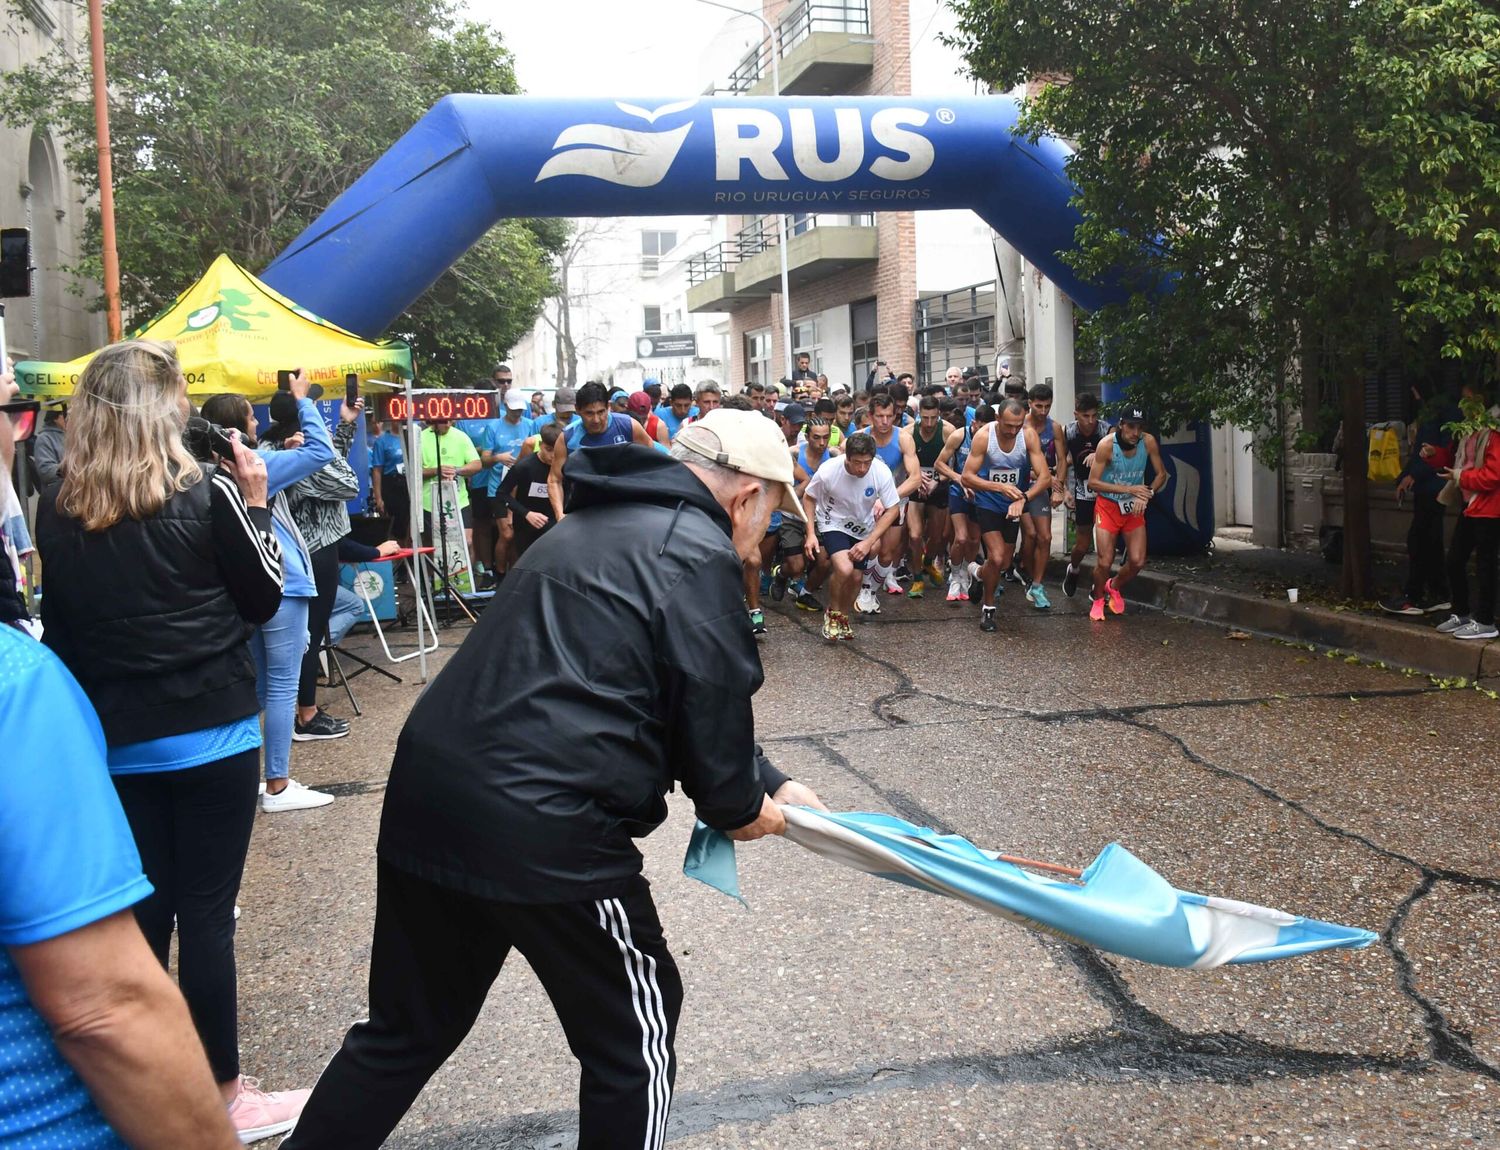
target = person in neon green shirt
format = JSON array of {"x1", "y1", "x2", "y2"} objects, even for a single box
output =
[{"x1": 419, "y1": 420, "x2": 481, "y2": 552}]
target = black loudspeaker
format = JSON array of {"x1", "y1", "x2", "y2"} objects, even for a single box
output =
[{"x1": 0, "y1": 229, "x2": 31, "y2": 298}]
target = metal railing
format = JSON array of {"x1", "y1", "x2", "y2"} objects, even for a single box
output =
[
  {"x1": 778, "y1": 0, "x2": 871, "y2": 53},
  {"x1": 715, "y1": 0, "x2": 871, "y2": 94},
  {"x1": 687, "y1": 213, "x2": 877, "y2": 288}
]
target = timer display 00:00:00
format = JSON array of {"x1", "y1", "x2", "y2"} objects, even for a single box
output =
[{"x1": 381, "y1": 393, "x2": 496, "y2": 422}]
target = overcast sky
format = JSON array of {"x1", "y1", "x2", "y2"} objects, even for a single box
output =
[{"x1": 465, "y1": 0, "x2": 757, "y2": 98}]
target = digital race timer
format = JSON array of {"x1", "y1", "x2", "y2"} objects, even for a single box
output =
[{"x1": 380, "y1": 390, "x2": 498, "y2": 422}]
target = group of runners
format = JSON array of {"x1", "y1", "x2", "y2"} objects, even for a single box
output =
[{"x1": 743, "y1": 370, "x2": 1168, "y2": 641}]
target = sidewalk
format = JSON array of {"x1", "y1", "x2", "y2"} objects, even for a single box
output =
[{"x1": 1053, "y1": 530, "x2": 1500, "y2": 680}]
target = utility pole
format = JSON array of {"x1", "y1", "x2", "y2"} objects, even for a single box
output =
[
  {"x1": 87, "y1": 0, "x2": 122, "y2": 341},
  {"x1": 693, "y1": 0, "x2": 795, "y2": 377}
]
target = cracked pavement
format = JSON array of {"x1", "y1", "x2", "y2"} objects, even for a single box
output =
[{"x1": 238, "y1": 586, "x2": 1500, "y2": 1148}]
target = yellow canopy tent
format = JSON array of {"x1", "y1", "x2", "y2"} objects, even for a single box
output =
[{"x1": 14, "y1": 254, "x2": 413, "y2": 401}]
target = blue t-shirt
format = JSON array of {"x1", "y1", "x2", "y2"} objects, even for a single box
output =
[
  {"x1": 106, "y1": 716, "x2": 261, "y2": 776},
  {"x1": 655, "y1": 406, "x2": 696, "y2": 441},
  {"x1": 566, "y1": 412, "x2": 636, "y2": 451},
  {"x1": 0, "y1": 625, "x2": 152, "y2": 1148},
  {"x1": 369, "y1": 432, "x2": 405, "y2": 477},
  {"x1": 456, "y1": 420, "x2": 498, "y2": 489},
  {"x1": 485, "y1": 416, "x2": 536, "y2": 496}
]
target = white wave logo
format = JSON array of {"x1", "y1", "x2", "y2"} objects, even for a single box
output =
[
  {"x1": 535, "y1": 99, "x2": 697, "y2": 187},
  {"x1": 1170, "y1": 455, "x2": 1202, "y2": 534}
]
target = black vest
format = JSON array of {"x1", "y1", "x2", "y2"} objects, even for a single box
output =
[{"x1": 36, "y1": 472, "x2": 260, "y2": 746}]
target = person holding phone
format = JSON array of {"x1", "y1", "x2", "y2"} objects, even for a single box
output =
[{"x1": 201, "y1": 370, "x2": 340, "y2": 811}]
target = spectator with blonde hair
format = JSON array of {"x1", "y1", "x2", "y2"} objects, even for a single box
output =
[{"x1": 36, "y1": 339, "x2": 314, "y2": 1142}]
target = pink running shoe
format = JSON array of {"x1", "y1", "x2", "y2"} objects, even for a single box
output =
[
  {"x1": 1104, "y1": 578, "x2": 1125, "y2": 615},
  {"x1": 1089, "y1": 596, "x2": 1106, "y2": 622},
  {"x1": 227, "y1": 1077, "x2": 311, "y2": 1144}
]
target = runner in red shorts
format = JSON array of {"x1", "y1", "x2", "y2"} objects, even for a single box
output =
[{"x1": 1085, "y1": 406, "x2": 1167, "y2": 622}]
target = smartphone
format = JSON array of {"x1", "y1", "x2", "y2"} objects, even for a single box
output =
[
  {"x1": 276, "y1": 369, "x2": 293, "y2": 391},
  {"x1": 209, "y1": 423, "x2": 237, "y2": 458},
  {"x1": 345, "y1": 373, "x2": 359, "y2": 408}
]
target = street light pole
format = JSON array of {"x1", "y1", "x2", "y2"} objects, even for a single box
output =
[
  {"x1": 87, "y1": 0, "x2": 122, "y2": 342},
  {"x1": 693, "y1": 0, "x2": 795, "y2": 379}
]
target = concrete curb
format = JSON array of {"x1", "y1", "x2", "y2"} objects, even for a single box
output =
[{"x1": 1047, "y1": 558, "x2": 1499, "y2": 679}]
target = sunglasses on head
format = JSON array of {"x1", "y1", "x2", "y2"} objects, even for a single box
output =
[{"x1": 1, "y1": 400, "x2": 41, "y2": 442}]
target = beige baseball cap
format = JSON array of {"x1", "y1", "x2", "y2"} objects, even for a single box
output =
[{"x1": 674, "y1": 408, "x2": 806, "y2": 521}]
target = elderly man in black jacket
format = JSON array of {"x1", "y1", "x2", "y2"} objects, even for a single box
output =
[{"x1": 285, "y1": 410, "x2": 823, "y2": 1150}]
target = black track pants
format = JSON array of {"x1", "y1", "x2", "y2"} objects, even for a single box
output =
[{"x1": 282, "y1": 861, "x2": 683, "y2": 1150}]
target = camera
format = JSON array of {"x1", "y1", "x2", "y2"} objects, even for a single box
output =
[{"x1": 183, "y1": 416, "x2": 237, "y2": 461}]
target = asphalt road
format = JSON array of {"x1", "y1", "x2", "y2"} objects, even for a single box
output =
[{"x1": 238, "y1": 584, "x2": 1500, "y2": 1148}]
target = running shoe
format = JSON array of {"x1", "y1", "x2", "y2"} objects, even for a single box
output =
[
  {"x1": 1423, "y1": 599, "x2": 1453, "y2": 614},
  {"x1": 908, "y1": 579, "x2": 925, "y2": 599},
  {"x1": 835, "y1": 612, "x2": 855, "y2": 640},
  {"x1": 1435, "y1": 614, "x2": 1470, "y2": 634},
  {"x1": 1026, "y1": 584, "x2": 1052, "y2": 610},
  {"x1": 822, "y1": 611, "x2": 839, "y2": 641},
  {"x1": 795, "y1": 590, "x2": 823, "y2": 612},
  {"x1": 1089, "y1": 596, "x2": 1106, "y2": 622},
  {"x1": 1453, "y1": 620, "x2": 1499, "y2": 641},
  {"x1": 1379, "y1": 596, "x2": 1424, "y2": 617},
  {"x1": 855, "y1": 586, "x2": 881, "y2": 614},
  {"x1": 925, "y1": 561, "x2": 946, "y2": 585},
  {"x1": 1104, "y1": 577, "x2": 1125, "y2": 615},
  {"x1": 227, "y1": 1077, "x2": 311, "y2": 1144},
  {"x1": 883, "y1": 573, "x2": 905, "y2": 595},
  {"x1": 749, "y1": 607, "x2": 767, "y2": 635},
  {"x1": 979, "y1": 606, "x2": 997, "y2": 633},
  {"x1": 1062, "y1": 563, "x2": 1080, "y2": 599},
  {"x1": 292, "y1": 710, "x2": 350, "y2": 742},
  {"x1": 769, "y1": 566, "x2": 789, "y2": 602},
  {"x1": 261, "y1": 780, "x2": 335, "y2": 814},
  {"x1": 946, "y1": 574, "x2": 963, "y2": 604}
]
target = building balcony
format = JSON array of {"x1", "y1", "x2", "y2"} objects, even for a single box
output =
[
  {"x1": 715, "y1": 1, "x2": 873, "y2": 97},
  {"x1": 688, "y1": 214, "x2": 878, "y2": 312},
  {"x1": 686, "y1": 238, "x2": 774, "y2": 313}
]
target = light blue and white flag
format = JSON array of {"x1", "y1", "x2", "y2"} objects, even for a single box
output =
[{"x1": 685, "y1": 807, "x2": 1377, "y2": 969}]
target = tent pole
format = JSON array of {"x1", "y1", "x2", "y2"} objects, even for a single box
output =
[{"x1": 405, "y1": 377, "x2": 428, "y2": 682}]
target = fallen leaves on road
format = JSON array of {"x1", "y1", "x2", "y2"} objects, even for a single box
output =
[{"x1": 1227, "y1": 630, "x2": 1252, "y2": 640}]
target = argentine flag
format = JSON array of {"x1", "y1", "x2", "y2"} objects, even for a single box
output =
[{"x1": 685, "y1": 807, "x2": 1377, "y2": 969}]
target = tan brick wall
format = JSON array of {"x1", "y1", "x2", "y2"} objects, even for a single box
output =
[{"x1": 726, "y1": 0, "x2": 917, "y2": 391}]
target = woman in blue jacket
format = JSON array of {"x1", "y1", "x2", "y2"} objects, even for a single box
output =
[{"x1": 203, "y1": 372, "x2": 337, "y2": 813}]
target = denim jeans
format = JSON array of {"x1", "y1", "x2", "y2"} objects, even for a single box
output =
[
  {"x1": 328, "y1": 583, "x2": 366, "y2": 647},
  {"x1": 251, "y1": 595, "x2": 311, "y2": 781}
]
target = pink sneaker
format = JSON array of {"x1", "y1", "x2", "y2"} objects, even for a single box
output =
[
  {"x1": 1089, "y1": 596, "x2": 1106, "y2": 622},
  {"x1": 227, "y1": 1077, "x2": 311, "y2": 1144},
  {"x1": 1104, "y1": 578, "x2": 1125, "y2": 615}
]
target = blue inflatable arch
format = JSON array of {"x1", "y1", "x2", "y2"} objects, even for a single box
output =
[
  {"x1": 262, "y1": 95, "x2": 1117, "y2": 334},
  {"x1": 262, "y1": 95, "x2": 1212, "y2": 551}
]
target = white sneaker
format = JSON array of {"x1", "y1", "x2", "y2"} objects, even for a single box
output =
[
  {"x1": 260, "y1": 779, "x2": 335, "y2": 813},
  {"x1": 882, "y1": 572, "x2": 903, "y2": 595},
  {"x1": 855, "y1": 586, "x2": 881, "y2": 614},
  {"x1": 967, "y1": 561, "x2": 981, "y2": 582}
]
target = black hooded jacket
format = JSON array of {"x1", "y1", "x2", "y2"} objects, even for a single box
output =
[{"x1": 378, "y1": 444, "x2": 781, "y2": 904}]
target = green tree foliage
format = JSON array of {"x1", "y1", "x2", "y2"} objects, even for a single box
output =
[
  {"x1": 0, "y1": 0, "x2": 563, "y2": 384},
  {"x1": 945, "y1": 0, "x2": 1500, "y2": 594},
  {"x1": 1356, "y1": 0, "x2": 1500, "y2": 364}
]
